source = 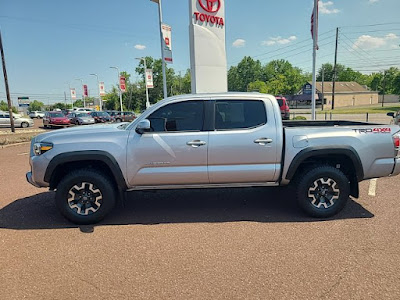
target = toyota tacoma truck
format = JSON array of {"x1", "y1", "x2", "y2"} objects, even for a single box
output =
[{"x1": 26, "y1": 93, "x2": 400, "y2": 224}]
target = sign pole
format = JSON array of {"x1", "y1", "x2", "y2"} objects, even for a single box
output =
[
  {"x1": 311, "y1": 0, "x2": 318, "y2": 120},
  {"x1": 0, "y1": 30, "x2": 15, "y2": 132},
  {"x1": 144, "y1": 58, "x2": 150, "y2": 108}
]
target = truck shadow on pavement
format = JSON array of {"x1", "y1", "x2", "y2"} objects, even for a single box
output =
[{"x1": 0, "y1": 187, "x2": 374, "y2": 231}]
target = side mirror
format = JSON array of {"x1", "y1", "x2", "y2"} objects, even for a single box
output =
[
  {"x1": 387, "y1": 112, "x2": 395, "y2": 118},
  {"x1": 135, "y1": 119, "x2": 151, "y2": 134}
]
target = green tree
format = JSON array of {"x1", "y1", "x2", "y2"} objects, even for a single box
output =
[
  {"x1": 263, "y1": 60, "x2": 309, "y2": 94},
  {"x1": 29, "y1": 100, "x2": 45, "y2": 111},
  {"x1": 247, "y1": 80, "x2": 268, "y2": 93},
  {"x1": 0, "y1": 100, "x2": 18, "y2": 113},
  {"x1": 228, "y1": 56, "x2": 263, "y2": 91}
]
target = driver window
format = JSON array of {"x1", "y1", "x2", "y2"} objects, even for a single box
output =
[{"x1": 148, "y1": 101, "x2": 204, "y2": 132}]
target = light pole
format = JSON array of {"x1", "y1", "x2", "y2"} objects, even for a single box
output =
[
  {"x1": 65, "y1": 81, "x2": 74, "y2": 109},
  {"x1": 110, "y1": 66, "x2": 123, "y2": 112},
  {"x1": 90, "y1": 73, "x2": 102, "y2": 111},
  {"x1": 75, "y1": 78, "x2": 85, "y2": 108},
  {"x1": 136, "y1": 57, "x2": 150, "y2": 109},
  {"x1": 150, "y1": 0, "x2": 168, "y2": 99}
]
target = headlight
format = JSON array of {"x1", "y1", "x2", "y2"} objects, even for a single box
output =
[{"x1": 33, "y1": 142, "x2": 53, "y2": 156}]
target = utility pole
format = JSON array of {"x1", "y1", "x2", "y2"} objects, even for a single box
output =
[
  {"x1": 64, "y1": 91, "x2": 67, "y2": 108},
  {"x1": 0, "y1": 30, "x2": 15, "y2": 132},
  {"x1": 321, "y1": 68, "x2": 325, "y2": 111},
  {"x1": 332, "y1": 27, "x2": 339, "y2": 110}
]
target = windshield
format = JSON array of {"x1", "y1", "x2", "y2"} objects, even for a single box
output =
[
  {"x1": 77, "y1": 113, "x2": 89, "y2": 117},
  {"x1": 50, "y1": 113, "x2": 64, "y2": 118},
  {"x1": 97, "y1": 112, "x2": 109, "y2": 116},
  {"x1": 277, "y1": 99, "x2": 283, "y2": 106}
]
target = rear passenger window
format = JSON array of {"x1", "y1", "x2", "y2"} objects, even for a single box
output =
[
  {"x1": 215, "y1": 100, "x2": 266, "y2": 130},
  {"x1": 148, "y1": 101, "x2": 204, "y2": 132}
]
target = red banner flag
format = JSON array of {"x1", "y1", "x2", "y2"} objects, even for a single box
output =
[
  {"x1": 83, "y1": 85, "x2": 88, "y2": 97},
  {"x1": 119, "y1": 76, "x2": 126, "y2": 93}
]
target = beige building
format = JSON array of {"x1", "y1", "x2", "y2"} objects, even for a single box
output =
[{"x1": 309, "y1": 81, "x2": 379, "y2": 108}]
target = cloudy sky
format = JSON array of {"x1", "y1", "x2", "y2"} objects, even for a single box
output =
[{"x1": 0, "y1": 0, "x2": 399, "y2": 104}]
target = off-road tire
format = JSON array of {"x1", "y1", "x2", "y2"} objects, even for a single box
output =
[
  {"x1": 296, "y1": 165, "x2": 350, "y2": 218},
  {"x1": 55, "y1": 169, "x2": 116, "y2": 224}
]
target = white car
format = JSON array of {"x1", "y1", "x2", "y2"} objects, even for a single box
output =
[
  {"x1": 74, "y1": 108, "x2": 94, "y2": 113},
  {"x1": 29, "y1": 111, "x2": 45, "y2": 118},
  {"x1": 0, "y1": 112, "x2": 34, "y2": 128}
]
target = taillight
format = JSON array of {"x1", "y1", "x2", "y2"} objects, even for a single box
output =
[{"x1": 393, "y1": 134, "x2": 400, "y2": 149}]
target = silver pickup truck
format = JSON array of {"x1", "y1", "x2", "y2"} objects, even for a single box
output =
[{"x1": 27, "y1": 93, "x2": 400, "y2": 224}]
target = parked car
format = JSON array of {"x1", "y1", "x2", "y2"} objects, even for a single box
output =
[
  {"x1": 387, "y1": 111, "x2": 400, "y2": 125},
  {"x1": 67, "y1": 112, "x2": 95, "y2": 125},
  {"x1": 0, "y1": 112, "x2": 34, "y2": 128},
  {"x1": 74, "y1": 108, "x2": 94, "y2": 113},
  {"x1": 275, "y1": 96, "x2": 290, "y2": 120},
  {"x1": 27, "y1": 92, "x2": 400, "y2": 224},
  {"x1": 115, "y1": 111, "x2": 136, "y2": 122},
  {"x1": 90, "y1": 111, "x2": 111, "y2": 123},
  {"x1": 29, "y1": 111, "x2": 45, "y2": 119},
  {"x1": 43, "y1": 111, "x2": 70, "y2": 128},
  {"x1": 105, "y1": 110, "x2": 118, "y2": 122}
]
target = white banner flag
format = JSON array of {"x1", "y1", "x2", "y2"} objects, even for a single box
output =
[
  {"x1": 70, "y1": 88, "x2": 76, "y2": 99},
  {"x1": 99, "y1": 82, "x2": 105, "y2": 96},
  {"x1": 145, "y1": 69, "x2": 154, "y2": 89},
  {"x1": 161, "y1": 23, "x2": 173, "y2": 64}
]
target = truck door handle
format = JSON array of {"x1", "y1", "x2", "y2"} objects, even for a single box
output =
[
  {"x1": 186, "y1": 140, "x2": 207, "y2": 147},
  {"x1": 254, "y1": 138, "x2": 273, "y2": 145}
]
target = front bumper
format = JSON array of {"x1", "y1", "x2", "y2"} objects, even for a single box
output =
[{"x1": 26, "y1": 171, "x2": 41, "y2": 188}]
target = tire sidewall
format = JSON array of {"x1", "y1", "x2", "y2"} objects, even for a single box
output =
[
  {"x1": 297, "y1": 167, "x2": 350, "y2": 218},
  {"x1": 55, "y1": 170, "x2": 116, "y2": 224}
]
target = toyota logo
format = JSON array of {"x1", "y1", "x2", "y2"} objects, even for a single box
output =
[{"x1": 198, "y1": 0, "x2": 221, "y2": 13}]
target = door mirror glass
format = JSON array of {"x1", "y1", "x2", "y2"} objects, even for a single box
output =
[
  {"x1": 387, "y1": 112, "x2": 395, "y2": 117},
  {"x1": 135, "y1": 119, "x2": 151, "y2": 134}
]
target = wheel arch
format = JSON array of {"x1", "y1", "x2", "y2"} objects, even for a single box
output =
[
  {"x1": 44, "y1": 151, "x2": 127, "y2": 191},
  {"x1": 286, "y1": 146, "x2": 363, "y2": 198}
]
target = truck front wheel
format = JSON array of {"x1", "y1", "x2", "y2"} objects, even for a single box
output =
[
  {"x1": 296, "y1": 165, "x2": 350, "y2": 218},
  {"x1": 55, "y1": 169, "x2": 116, "y2": 224}
]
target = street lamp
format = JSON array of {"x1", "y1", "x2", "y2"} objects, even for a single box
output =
[
  {"x1": 75, "y1": 78, "x2": 85, "y2": 108},
  {"x1": 90, "y1": 73, "x2": 102, "y2": 111},
  {"x1": 136, "y1": 57, "x2": 150, "y2": 109},
  {"x1": 150, "y1": 0, "x2": 168, "y2": 99},
  {"x1": 109, "y1": 66, "x2": 124, "y2": 112}
]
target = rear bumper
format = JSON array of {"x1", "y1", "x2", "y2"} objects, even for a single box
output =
[{"x1": 390, "y1": 157, "x2": 400, "y2": 176}]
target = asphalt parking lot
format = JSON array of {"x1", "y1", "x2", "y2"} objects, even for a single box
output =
[{"x1": 1, "y1": 143, "x2": 400, "y2": 299}]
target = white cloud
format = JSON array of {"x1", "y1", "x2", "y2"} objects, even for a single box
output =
[
  {"x1": 134, "y1": 44, "x2": 146, "y2": 50},
  {"x1": 352, "y1": 33, "x2": 399, "y2": 50},
  {"x1": 232, "y1": 39, "x2": 246, "y2": 48},
  {"x1": 262, "y1": 35, "x2": 297, "y2": 46},
  {"x1": 319, "y1": 1, "x2": 340, "y2": 14},
  {"x1": 368, "y1": 0, "x2": 380, "y2": 3}
]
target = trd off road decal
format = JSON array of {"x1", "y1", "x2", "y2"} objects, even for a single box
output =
[{"x1": 352, "y1": 128, "x2": 391, "y2": 134}]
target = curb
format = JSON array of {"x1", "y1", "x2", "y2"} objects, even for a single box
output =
[{"x1": 0, "y1": 141, "x2": 31, "y2": 149}]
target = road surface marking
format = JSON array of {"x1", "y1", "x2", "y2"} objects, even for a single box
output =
[
  {"x1": 368, "y1": 179, "x2": 377, "y2": 196},
  {"x1": 17, "y1": 152, "x2": 28, "y2": 156}
]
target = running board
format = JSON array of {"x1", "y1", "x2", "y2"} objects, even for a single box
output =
[{"x1": 127, "y1": 182, "x2": 279, "y2": 191}]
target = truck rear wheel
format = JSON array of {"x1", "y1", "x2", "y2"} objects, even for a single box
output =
[
  {"x1": 55, "y1": 169, "x2": 116, "y2": 224},
  {"x1": 296, "y1": 165, "x2": 350, "y2": 218}
]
